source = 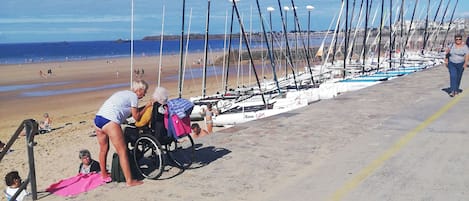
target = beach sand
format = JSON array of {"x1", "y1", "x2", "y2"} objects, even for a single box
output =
[{"x1": 0, "y1": 52, "x2": 243, "y2": 200}]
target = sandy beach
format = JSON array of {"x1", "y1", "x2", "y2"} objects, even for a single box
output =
[{"x1": 0, "y1": 51, "x2": 237, "y2": 200}]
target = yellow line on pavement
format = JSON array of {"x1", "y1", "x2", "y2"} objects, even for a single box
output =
[{"x1": 329, "y1": 92, "x2": 465, "y2": 201}]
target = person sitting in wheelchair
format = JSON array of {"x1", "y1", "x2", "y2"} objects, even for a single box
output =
[{"x1": 125, "y1": 87, "x2": 171, "y2": 145}]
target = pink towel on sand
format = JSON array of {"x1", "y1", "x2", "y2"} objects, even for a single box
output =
[{"x1": 46, "y1": 173, "x2": 106, "y2": 197}]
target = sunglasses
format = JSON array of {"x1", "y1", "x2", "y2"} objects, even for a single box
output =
[{"x1": 455, "y1": 38, "x2": 462, "y2": 41}]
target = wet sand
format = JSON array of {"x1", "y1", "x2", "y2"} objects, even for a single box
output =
[{"x1": 0, "y1": 52, "x2": 232, "y2": 200}]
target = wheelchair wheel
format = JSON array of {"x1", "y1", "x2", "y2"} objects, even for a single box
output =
[
  {"x1": 133, "y1": 134, "x2": 164, "y2": 179},
  {"x1": 166, "y1": 134, "x2": 195, "y2": 169}
]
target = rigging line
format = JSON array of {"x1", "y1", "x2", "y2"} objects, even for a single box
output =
[
  {"x1": 237, "y1": 21, "x2": 242, "y2": 88},
  {"x1": 232, "y1": 0, "x2": 266, "y2": 106},
  {"x1": 348, "y1": 0, "x2": 363, "y2": 64},
  {"x1": 276, "y1": 0, "x2": 299, "y2": 90},
  {"x1": 222, "y1": 9, "x2": 228, "y2": 90},
  {"x1": 402, "y1": 0, "x2": 419, "y2": 61},
  {"x1": 319, "y1": 9, "x2": 339, "y2": 76},
  {"x1": 422, "y1": 0, "x2": 430, "y2": 52},
  {"x1": 182, "y1": 8, "x2": 193, "y2": 94},
  {"x1": 441, "y1": 0, "x2": 459, "y2": 48},
  {"x1": 290, "y1": 0, "x2": 316, "y2": 86},
  {"x1": 208, "y1": 46, "x2": 221, "y2": 91},
  {"x1": 430, "y1": 0, "x2": 452, "y2": 51},
  {"x1": 223, "y1": 5, "x2": 235, "y2": 94},
  {"x1": 424, "y1": 0, "x2": 444, "y2": 50},
  {"x1": 346, "y1": 0, "x2": 357, "y2": 57},
  {"x1": 362, "y1": 0, "x2": 379, "y2": 64},
  {"x1": 255, "y1": 0, "x2": 281, "y2": 94},
  {"x1": 406, "y1": 6, "x2": 427, "y2": 52},
  {"x1": 157, "y1": 6, "x2": 165, "y2": 88},
  {"x1": 328, "y1": 0, "x2": 345, "y2": 66},
  {"x1": 390, "y1": 0, "x2": 401, "y2": 67}
]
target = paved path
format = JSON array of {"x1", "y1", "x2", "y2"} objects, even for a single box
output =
[{"x1": 45, "y1": 64, "x2": 469, "y2": 201}]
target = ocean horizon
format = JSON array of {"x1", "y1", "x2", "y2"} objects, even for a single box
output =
[{"x1": 0, "y1": 34, "x2": 327, "y2": 65}]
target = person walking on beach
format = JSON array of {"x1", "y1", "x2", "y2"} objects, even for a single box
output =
[
  {"x1": 444, "y1": 34, "x2": 469, "y2": 97},
  {"x1": 94, "y1": 80, "x2": 152, "y2": 187}
]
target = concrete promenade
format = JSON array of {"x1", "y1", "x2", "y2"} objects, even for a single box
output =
[
  {"x1": 190, "y1": 63, "x2": 469, "y2": 201},
  {"x1": 53, "y1": 64, "x2": 469, "y2": 201}
]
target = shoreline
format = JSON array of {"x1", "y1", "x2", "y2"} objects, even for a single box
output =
[
  {"x1": 0, "y1": 51, "x2": 230, "y2": 139},
  {"x1": 0, "y1": 51, "x2": 236, "y2": 196}
]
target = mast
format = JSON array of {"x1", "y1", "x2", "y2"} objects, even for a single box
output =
[
  {"x1": 178, "y1": 0, "x2": 186, "y2": 98},
  {"x1": 331, "y1": 0, "x2": 345, "y2": 65},
  {"x1": 403, "y1": 0, "x2": 419, "y2": 62},
  {"x1": 202, "y1": 0, "x2": 211, "y2": 97},
  {"x1": 389, "y1": 0, "x2": 392, "y2": 69},
  {"x1": 424, "y1": 0, "x2": 444, "y2": 51},
  {"x1": 223, "y1": 5, "x2": 235, "y2": 94},
  {"x1": 157, "y1": 6, "x2": 165, "y2": 87},
  {"x1": 255, "y1": 0, "x2": 281, "y2": 94},
  {"x1": 431, "y1": 0, "x2": 451, "y2": 51},
  {"x1": 181, "y1": 8, "x2": 193, "y2": 93},
  {"x1": 232, "y1": 0, "x2": 267, "y2": 106},
  {"x1": 422, "y1": 0, "x2": 430, "y2": 53},
  {"x1": 276, "y1": 0, "x2": 299, "y2": 90},
  {"x1": 290, "y1": 0, "x2": 316, "y2": 86},
  {"x1": 399, "y1": 0, "x2": 404, "y2": 67},
  {"x1": 441, "y1": 0, "x2": 459, "y2": 48},
  {"x1": 221, "y1": 9, "x2": 228, "y2": 91},
  {"x1": 362, "y1": 0, "x2": 369, "y2": 74},
  {"x1": 348, "y1": 0, "x2": 362, "y2": 64},
  {"x1": 377, "y1": 0, "x2": 384, "y2": 72},
  {"x1": 343, "y1": 0, "x2": 349, "y2": 79},
  {"x1": 130, "y1": 0, "x2": 134, "y2": 88}
]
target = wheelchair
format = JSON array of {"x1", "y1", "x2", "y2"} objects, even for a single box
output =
[{"x1": 124, "y1": 102, "x2": 195, "y2": 179}]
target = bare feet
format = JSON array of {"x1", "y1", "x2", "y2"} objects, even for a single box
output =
[
  {"x1": 126, "y1": 180, "x2": 143, "y2": 187},
  {"x1": 101, "y1": 172, "x2": 111, "y2": 179}
]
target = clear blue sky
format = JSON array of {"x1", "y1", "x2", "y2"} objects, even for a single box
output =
[{"x1": 1, "y1": 0, "x2": 468, "y2": 43}]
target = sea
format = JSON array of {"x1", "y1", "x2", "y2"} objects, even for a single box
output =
[
  {"x1": 0, "y1": 36, "x2": 326, "y2": 65},
  {"x1": 0, "y1": 39, "x2": 233, "y2": 65}
]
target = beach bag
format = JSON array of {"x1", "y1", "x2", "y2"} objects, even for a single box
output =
[
  {"x1": 164, "y1": 113, "x2": 191, "y2": 139},
  {"x1": 110, "y1": 151, "x2": 140, "y2": 182}
]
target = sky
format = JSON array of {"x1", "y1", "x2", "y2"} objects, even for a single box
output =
[{"x1": 1, "y1": 0, "x2": 468, "y2": 44}]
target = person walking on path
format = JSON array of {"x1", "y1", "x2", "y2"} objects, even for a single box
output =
[
  {"x1": 94, "y1": 80, "x2": 152, "y2": 187},
  {"x1": 444, "y1": 34, "x2": 469, "y2": 97}
]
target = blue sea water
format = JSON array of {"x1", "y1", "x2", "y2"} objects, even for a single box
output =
[
  {"x1": 0, "y1": 36, "x2": 326, "y2": 65},
  {"x1": 0, "y1": 39, "x2": 236, "y2": 65}
]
